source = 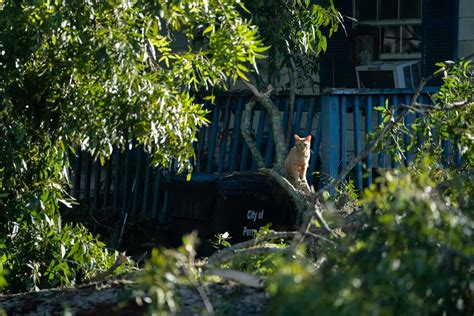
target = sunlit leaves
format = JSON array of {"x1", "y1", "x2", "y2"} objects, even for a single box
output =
[
  {"x1": 0, "y1": 0, "x2": 268, "y2": 171},
  {"x1": 240, "y1": 0, "x2": 340, "y2": 88}
]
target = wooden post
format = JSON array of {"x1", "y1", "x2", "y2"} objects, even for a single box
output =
[{"x1": 320, "y1": 95, "x2": 340, "y2": 188}]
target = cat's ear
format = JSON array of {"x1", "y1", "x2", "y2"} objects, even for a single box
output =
[
  {"x1": 294, "y1": 134, "x2": 301, "y2": 141},
  {"x1": 305, "y1": 135, "x2": 312, "y2": 142}
]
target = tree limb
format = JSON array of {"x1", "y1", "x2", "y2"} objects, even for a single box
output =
[
  {"x1": 85, "y1": 252, "x2": 128, "y2": 284},
  {"x1": 241, "y1": 80, "x2": 286, "y2": 173},
  {"x1": 208, "y1": 231, "x2": 297, "y2": 265},
  {"x1": 286, "y1": 68, "x2": 296, "y2": 147},
  {"x1": 241, "y1": 100, "x2": 265, "y2": 168},
  {"x1": 205, "y1": 269, "x2": 264, "y2": 288}
]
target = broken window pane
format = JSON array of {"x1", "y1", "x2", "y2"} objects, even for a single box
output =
[
  {"x1": 402, "y1": 25, "x2": 421, "y2": 53},
  {"x1": 381, "y1": 26, "x2": 401, "y2": 53}
]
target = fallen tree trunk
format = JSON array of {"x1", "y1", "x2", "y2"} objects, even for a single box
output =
[{"x1": 0, "y1": 273, "x2": 268, "y2": 316}]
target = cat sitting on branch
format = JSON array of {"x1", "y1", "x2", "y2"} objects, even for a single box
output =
[{"x1": 285, "y1": 135, "x2": 313, "y2": 195}]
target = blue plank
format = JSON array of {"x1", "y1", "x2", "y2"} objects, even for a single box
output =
[
  {"x1": 103, "y1": 156, "x2": 111, "y2": 211},
  {"x1": 365, "y1": 96, "x2": 373, "y2": 186},
  {"x1": 206, "y1": 101, "x2": 220, "y2": 172},
  {"x1": 281, "y1": 97, "x2": 290, "y2": 135},
  {"x1": 391, "y1": 95, "x2": 399, "y2": 168},
  {"x1": 141, "y1": 155, "x2": 152, "y2": 214},
  {"x1": 83, "y1": 152, "x2": 91, "y2": 207},
  {"x1": 378, "y1": 95, "x2": 386, "y2": 169},
  {"x1": 251, "y1": 109, "x2": 267, "y2": 169},
  {"x1": 304, "y1": 97, "x2": 316, "y2": 135},
  {"x1": 320, "y1": 95, "x2": 340, "y2": 188},
  {"x1": 196, "y1": 126, "x2": 207, "y2": 172},
  {"x1": 292, "y1": 98, "x2": 304, "y2": 141},
  {"x1": 92, "y1": 160, "x2": 101, "y2": 212},
  {"x1": 131, "y1": 148, "x2": 143, "y2": 215},
  {"x1": 122, "y1": 148, "x2": 131, "y2": 215},
  {"x1": 152, "y1": 168, "x2": 162, "y2": 219},
  {"x1": 217, "y1": 101, "x2": 231, "y2": 173},
  {"x1": 307, "y1": 119, "x2": 322, "y2": 186},
  {"x1": 217, "y1": 130, "x2": 229, "y2": 173},
  {"x1": 159, "y1": 191, "x2": 169, "y2": 223},
  {"x1": 353, "y1": 96, "x2": 362, "y2": 190},
  {"x1": 229, "y1": 98, "x2": 244, "y2": 171},
  {"x1": 416, "y1": 94, "x2": 428, "y2": 148},
  {"x1": 112, "y1": 148, "x2": 121, "y2": 213},
  {"x1": 339, "y1": 96, "x2": 347, "y2": 174},
  {"x1": 73, "y1": 151, "x2": 81, "y2": 199},
  {"x1": 328, "y1": 87, "x2": 439, "y2": 95},
  {"x1": 405, "y1": 94, "x2": 415, "y2": 163},
  {"x1": 454, "y1": 145, "x2": 461, "y2": 167}
]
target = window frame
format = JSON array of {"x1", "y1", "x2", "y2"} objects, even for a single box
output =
[{"x1": 353, "y1": 0, "x2": 422, "y2": 60}]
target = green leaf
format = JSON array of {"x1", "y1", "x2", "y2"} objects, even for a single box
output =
[
  {"x1": 203, "y1": 24, "x2": 214, "y2": 35},
  {"x1": 236, "y1": 68, "x2": 249, "y2": 81}
]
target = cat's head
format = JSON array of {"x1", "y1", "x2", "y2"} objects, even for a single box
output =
[{"x1": 294, "y1": 134, "x2": 311, "y2": 151}]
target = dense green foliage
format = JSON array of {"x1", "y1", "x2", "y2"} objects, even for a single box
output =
[
  {"x1": 0, "y1": 102, "x2": 133, "y2": 292},
  {"x1": 134, "y1": 233, "x2": 202, "y2": 314},
  {"x1": 266, "y1": 61, "x2": 473, "y2": 315},
  {"x1": 0, "y1": 0, "x2": 266, "y2": 169},
  {"x1": 0, "y1": 0, "x2": 268, "y2": 293},
  {"x1": 0, "y1": 0, "x2": 340, "y2": 294},
  {"x1": 242, "y1": 0, "x2": 340, "y2": 88}
]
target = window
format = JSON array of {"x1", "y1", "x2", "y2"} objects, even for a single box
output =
[{"x1": 354, "y1": 0, "x2": 422, "y2": 59}]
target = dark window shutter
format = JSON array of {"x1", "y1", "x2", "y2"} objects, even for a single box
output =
[
  {"x1": 320, "y1": 0, "x2": 355, "y2": 88},
  {"x1": 421, "y1": 0, "x2": 459, "y2": 85}
]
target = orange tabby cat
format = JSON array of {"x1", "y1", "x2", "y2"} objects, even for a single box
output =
[{"x1": 285, "y1": 134, "x2": 312, "y2": 193}]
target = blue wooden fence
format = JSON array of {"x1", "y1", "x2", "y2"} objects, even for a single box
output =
[
  {"x1": 320, "y1": 87, "x2": 441, "y2": 192},
  {"x1": 70, "y1": 88, "x2": 449, "y2": 219}
]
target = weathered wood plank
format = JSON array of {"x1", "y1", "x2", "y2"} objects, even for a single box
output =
[
  {"x1": 131, "y1": 148, "x2": 143, "y2": 216},
  {"x1": 92, "y1": 160, "x2": 101, "y2": 212},
  {"x1": 304, "y1": 97, "x2": 315, "y2": 135},
  {"x1": 83, "y1": 152, "x2": 91, "y2": 207},
  {"x1": 152, "y1": 169, "x2": 162, "y2": 219},
  {"x1": 72, "y1": 150, "x2": 81, "y2": 199},
  {"x1": 206, "y1": 100, "x2": 221, "y2": 173},
  {"x1": 141, "y1": 155, "x2": 152, "y2": 214},
  {"x1": 103, "y1": 156, "x2": 112, "y2": 212},
  {"x1": 378, "y1": 95, "x2": 386, "y2": 169},
  {"x1": 122, "y1": 148, "x2": 132, "y2": 215},
  {"x1": 353, "y1": 96, "x2": 362, "y2": 190},
  {"x1": 230, "y1": 98, "x2": 244, "y2": 171},
  {"x1": 308, "y1": 120, "x2": 322, "y2": 186},
  {"x1": 112, "y1": 149, "x2": 121, "y2": 213},
  {"x1": 365, "y1": 96, "x2": 373, "y2": 186},
  {"x1": 320, "y1": 95, "x2": 340, "y2": 188},
  {"x1": 339, "y1": 95, "x2": 347, "y2": 174}
]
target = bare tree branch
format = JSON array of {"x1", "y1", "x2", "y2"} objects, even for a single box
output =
[
  {"x1": 208, "y1": 231, "x2": 297, "y2": 265},
  {"x1": 241, "y1": 80, "x2": 286, "y2": 173},
  {"x1": 209, "y1": 246, "x2": 290, "y2": 265},
  {"x1": 85, "y1": 252, "x2": 128, "y2": 284},
  {"x1": 205, "y1": 269, "x2": 264, "y2": 288},
  {"x1": 286, "y1": 69, "x2": 296, "y2": 147},
  {"x1": 241, "y1": 100, "x2": 265, "y2": 168}
]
